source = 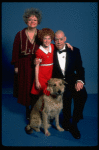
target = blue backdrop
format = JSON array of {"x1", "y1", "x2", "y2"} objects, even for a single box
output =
[{"x1": 2, "y1": 2, "x2": 98, "y2": 94}]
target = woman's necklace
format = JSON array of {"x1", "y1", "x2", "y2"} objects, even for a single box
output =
[
  {"x1": 25, "y1": 28, "x2": 37, "y2": 44},
  {"x1": 23, "y1": 28, "x2": 37, "y2": 55}
]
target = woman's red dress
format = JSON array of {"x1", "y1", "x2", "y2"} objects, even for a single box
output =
[
  {"x1": 31, "y1": 44, "x2": 54, "y2": 95},
  {"x1": 11, "y1": 28, "x2": 40, "y2": 106}
]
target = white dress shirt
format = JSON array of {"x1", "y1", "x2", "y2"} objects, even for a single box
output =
[{"x1": 57, "y1": 45, "x2": 66, "y2": 76}]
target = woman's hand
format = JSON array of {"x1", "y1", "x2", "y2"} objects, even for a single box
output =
[
  {"x1": 14, "y1": 67, "x2": 18, "y2": 73},
  {"x1": 66, "y1": 43, "x2": 73, "y2": 51},
  {"x1": 36, "y1": 81, "x2": 41, "y2": 90}
]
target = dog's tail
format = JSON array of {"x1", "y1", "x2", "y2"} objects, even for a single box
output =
[{"x1": 25, "y1": 124, "x2": 33, "y2": 134}]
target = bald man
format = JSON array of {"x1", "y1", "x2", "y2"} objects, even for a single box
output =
[{"x1": 52, "y1": 30, "x2": 87, "y2": 139}]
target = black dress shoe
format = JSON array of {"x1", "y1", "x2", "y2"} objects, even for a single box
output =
[{"x1": 69, "y1": 122, "x2": 81, "y2": 139}]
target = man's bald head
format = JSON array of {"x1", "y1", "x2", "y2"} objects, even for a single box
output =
[{"x1": 55, "y1": 30, "x2": 65, "y2": 37}]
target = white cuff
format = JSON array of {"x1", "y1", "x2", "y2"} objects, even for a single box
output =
[
  {"x1": 76, "y1": 80, "x2": 84, "y2": 85},
  {"x1": 39, "y1": 59, "x2": 42, "y2": 63}
]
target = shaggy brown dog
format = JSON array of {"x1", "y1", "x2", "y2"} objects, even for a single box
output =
[{"x1": 25, "y1": 78, "x2": 67, "y2": 136}]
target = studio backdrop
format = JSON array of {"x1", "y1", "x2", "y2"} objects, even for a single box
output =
[{"x1": 2, "y1": 2, "x2": 98, "y2": 94}]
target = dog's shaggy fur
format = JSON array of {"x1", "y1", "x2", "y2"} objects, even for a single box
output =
[{"x1": 25, "y1": 78, "x2": 66, "y2": 136}]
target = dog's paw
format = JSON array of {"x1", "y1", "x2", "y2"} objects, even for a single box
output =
[
  {"x1": 47, "y1": 124, "x2": 51, "y2": 129},
  {"x1": 57, "y1": 126, "x2": 64, "y2": 132},
  {"x1": 45, "y1": 131, "x2": 51, "y2": 136},
  {"x1": 36, "y1": 128, "x2": 40, "y2": 132},
  {"x1": 33, "y1": 127, "x2": 40, "y2": 132},
  {"x1": 25, "y1": 126, "x2": 33, "y2": 134}
]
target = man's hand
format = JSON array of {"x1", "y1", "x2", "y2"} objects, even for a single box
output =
[
  {"x1": 66, "y1": 43, "x2": 73, "y2": 51},
  {"x1": 75, "y1": 81, "x2": 84, "y2": 92}
]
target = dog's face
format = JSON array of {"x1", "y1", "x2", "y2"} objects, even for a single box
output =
[{"x1": 47, "y1": 78, "x2": 66, "y2": 96}]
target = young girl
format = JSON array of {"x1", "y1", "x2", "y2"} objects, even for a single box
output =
[{"x1": 31, "y1": 28, "x2": 54, "y2": 107}]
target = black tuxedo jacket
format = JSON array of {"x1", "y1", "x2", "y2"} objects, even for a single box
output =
[{"x1": 52, "y1": 44, "x2": 85, "y2": 85}]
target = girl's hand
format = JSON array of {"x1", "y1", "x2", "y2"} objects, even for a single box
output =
[
  {"x1": 66, "y1": 43, "x2": 73, "y2": 50},
  {"x1": 34, "y1": 58, "x2": 41, "y2": 65},
  {"x1": 36, "y1": 81, "x2": 41, "y2": 90},
  {"x1": 15, "y1": 67, "x2": 18, "y2": 73}
]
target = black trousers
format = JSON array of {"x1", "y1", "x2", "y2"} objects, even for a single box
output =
[{"x1": 63, "y1": 84, "x2": 87, "y2": 123}]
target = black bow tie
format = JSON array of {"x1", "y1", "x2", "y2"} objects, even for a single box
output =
[{"x1": 58, "y1": 49, "x2": 67, "y2": 54}]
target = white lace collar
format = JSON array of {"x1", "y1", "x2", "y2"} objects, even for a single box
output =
[{"x1": 39, "y1": 45, "x2": 51, "y2": 54}]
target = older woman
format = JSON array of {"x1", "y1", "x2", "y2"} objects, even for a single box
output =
[{"x1": 11, "y1": 8, "x2": 42, "y2": 119}]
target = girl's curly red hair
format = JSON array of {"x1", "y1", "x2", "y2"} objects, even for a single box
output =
[{"x1": 38, "y1": 28, "x2": 54, "y2": 42}]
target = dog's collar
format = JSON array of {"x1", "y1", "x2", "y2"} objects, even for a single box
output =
[{"x1": 51, "y1": 95, "x2": 57, "y2": 98}]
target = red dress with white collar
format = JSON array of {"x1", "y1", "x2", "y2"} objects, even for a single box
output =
[{"x1": 31, "y1": 44, "x2": 54, "y2": 95}]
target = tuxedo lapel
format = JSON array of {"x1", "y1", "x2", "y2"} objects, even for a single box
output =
[
  {"x1": 54, "y1": 50, "x2": 63, "y2": 76},
  {"x1": 65, "y1": 44, "x2": 74, "y2": 75},
  {"x1": 65, "y1": 45, "x2": 70, "y2": 73}
]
